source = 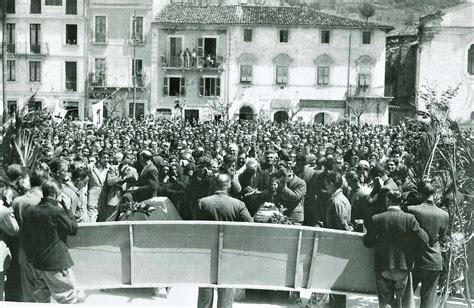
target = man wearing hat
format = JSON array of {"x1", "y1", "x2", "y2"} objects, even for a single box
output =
[{"x1": 127, "y1": 151, "x2": 159, "y2": 203}]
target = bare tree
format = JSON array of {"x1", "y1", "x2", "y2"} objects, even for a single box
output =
[
  {"x1": 106, "y1": 92, "x2": 127, "y2": 119},
  {"x1": 349, "y1": 98, "x2": 371, "y2": 126},
  {"x1": 207, "y1": 98, "x2": 233, "y2": 123},
  {"x1": 282, "y1": 100, "x2": 302, "y2": 121},
  {"x1": 358, "y1": 2, "x2": 376, "y2": 21}
]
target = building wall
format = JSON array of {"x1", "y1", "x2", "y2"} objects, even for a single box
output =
[
  {"x1": 152, "y1": 26, "x2": 228, "y2": 120},
  {"x1": 1, "y1": 0, "x2": 86, "y2": 118},
  {"x1": 227, "y1": 25, "x2": 388, "y2": 123},
  {"x1": 87, "y1": 0, "x2": 153, "y2": 118},
  {"x1": 417, "y1": 3, "x2": 474, "y2": 122}
]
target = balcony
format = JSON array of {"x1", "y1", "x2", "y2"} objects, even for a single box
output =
[
  {"x1": 133, "y1": 74, "x2": 145, "y2": 88},
  {"x1": 161, "y1": 55, "x2": 224, "y2": 71},
  {"x1": 348, "y1": 85, "x2": 387, "y2": 98},
  {"x1": 1, "y1": 42, "x2": 49, "y2": 57},
  {"x1": 89, "y1": 73, "x2": 106, "y2": 87}
]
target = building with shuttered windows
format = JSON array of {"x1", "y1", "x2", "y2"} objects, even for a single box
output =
[{"x1": 152, "y1": 4, "x2": 394, "y2": 124}]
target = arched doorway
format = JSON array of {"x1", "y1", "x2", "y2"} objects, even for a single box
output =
[
  {"x1": 239, "y1": 105, "x2": 255, "y2": 120},
  {"x1": 314, "y1": 112, "x2": 332, "y2": 125},
  {"x1": 274, "y1": 111, "x2": 289, "y2": 123},
  {"x1": 314, "y1": 112, "x2": 325, "y2": 124}
]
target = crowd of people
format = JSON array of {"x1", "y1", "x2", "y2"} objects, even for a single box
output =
[{"x1": 0, "y1": 117, "x2": 471, "y2": 306}]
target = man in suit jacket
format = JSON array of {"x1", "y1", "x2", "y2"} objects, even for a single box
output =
[
  {"x1": 238, "y1": 158, "x2": 271, "y2": 216},
  {"x1": 22, "y1": 180, "x2": 80, "y2": 304},
  {"x1": 407, "y1": 181, "x2": 449, "y2": 308},
  {"x1": 128, "y1": 150, "x2": 159, "y2": 202},
  {"x1": 368, "y1": 164, "x2": 399, "y2": 217},
  {"x1": 272, "y1": 162, "x2": 306, "y2": 225},
  {"x1": 364, "y1": 191, "x2": 429, "y2": 308},
  {"x1": 12, "y1": 167, "x2": 49, "y2": 302},
  {"x1": 196, "y1": 173, "x2": 252, "y2": 308}
]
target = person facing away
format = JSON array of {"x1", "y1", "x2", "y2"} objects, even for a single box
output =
[
  {"x1": 407, "y1": 181, "x2": 449, "y2": 308},
  {"x1": 12, "y1": 167, "x2": 49, "y2": 302},
  {"x1": 364, "y1": 191, "x2": 429, "y2": 308},
  {"x1": 22, "y1": 179, "x2": 81, "y2": 303},
  {"x1": 195, "y1": 173, "x2": 252, "y2": 308}
]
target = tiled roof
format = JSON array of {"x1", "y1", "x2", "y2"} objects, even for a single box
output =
[
  {"x1": 387, "y1": 23, "x2": 419, "y2": 37},
  {"x1": 155, "y1": 4, "x2": 394, "y2": 30}
]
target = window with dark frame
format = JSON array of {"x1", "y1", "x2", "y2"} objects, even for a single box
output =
[
  {"x1": 362, "y1": 31, "x2": 371, "y2": 44},
  {"x1": 94, "y1": 58, "x2": 106, "y2": 86},
  {"x1": 276, "y1": 66, "x2": 288, "y2": 85},
  {"x1": 321, "y1": 30, "x2": 330, "y2": 44},
  {"x1": 199, "y1": 77, "x2": 221, "y2": 96},
  {"x1": 468, "y1": 44, "x2": 474, "y2": 75},
  {"x1": 317, "y1": 66, "x2": 330, "y2": 85},
  {"x1": 6, "y1": 24, "x2": 15, "y2": 53},
  {"x1": 240, "y1": 65, "x2": 252, "y2": 83},
  {"x1": 8, "y1": 101, "x2": 17, "y2": 116},
  {"x1": 243, "y1": 29, "x2": 253, "y2": 42},
  {"x1": 358, "y1": 73, "x2": 371, "y2": 87},
  {"x1": 132, "y1": 16, "x2": 144, "y2": 44},
  {"x1": 30, "y1": 24, "x2": 41, "y2": 54},
  {"x1": 279, "y1": 30, "x2": 289, "y2": 43},
  {"x1": 132, "y1": 59, "x2": 144, "y2": 87},
  {"x1": 46, "y1": 0, "x2": 62, "y2": 5},
  {"x1": 66, "y1": 61, "x2": 77, "y2": 92},
  {"x1": 66, "y1": 24, "x2": 77, "y2": 45},
  {"x1": 7, "y1": 60, "x2": 16, "y2": 81},
  {"x1": 30, "y1": 0, "x2": 42, "y2": 13},
  {"x1": 6, "y1": 0, "x2": 15, "y2": 14},
  {"x1": 95, "y1": 16, "x2": 107, "y2": 43},
  {"x1": 29, "y1": 61, "x2": 41, "y2": 82},
  {"x1": 163, "y1": 77, "x2": 186, "y2": 96},
  {"x1": 66, "y1": 0, "x2": 77, "y2": 14}
]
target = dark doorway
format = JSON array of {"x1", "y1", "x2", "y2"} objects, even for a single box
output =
[
  {"x1": 314, "y1": 112, "x2": 325, "y2": 125},
  {"x1": 273, "y1": 111, "x2": 288, "y2": 123},
  {"x1": 185, "y1": 109, "x2": 199, "y2": 124},
  {"x1": 64, "y1": 101, "x2": 79, "y2": 120},
  {"x1": 129, "y1": 103, "x2": 145, "y2": 120},
  {"x1": 204, "y1": 38, "x2": 217, "y2": 56},
  {"x1": 239, "y1": 105, "x2": 255, "y2": 121}
]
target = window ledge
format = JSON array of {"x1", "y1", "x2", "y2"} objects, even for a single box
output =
[
  {"x1": 92, "y1": 41, "x2": 108, "y2": 45},
  {"x1": 64, "y1": 44, "x2": 79, "y2": 48}
]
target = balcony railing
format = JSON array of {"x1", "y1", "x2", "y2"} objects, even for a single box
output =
[
  {"x1": 1, "y1": 43, "x2": 49, "y2": 56},
  {"x1": 349, "y1": 85, "x2": 386, "y2": 98},
  {"x1": 161, "y1": 55, "x2": 224, "y2": 70},
  {"x1": 133, "y1": 74, "x2": 145, "y2": 88},
  {"x1": 89, "y1": 73, "x2": 106, "y2": 87}
]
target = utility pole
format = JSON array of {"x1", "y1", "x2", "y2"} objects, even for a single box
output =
[
  {"x1": 132, "y1": 10, "x2": 137, "y2": 120},
  {"x1": 346, "y1": 32, "x2": 352, "y2": 117},
  {"x1": 2, "y1": 0, "x2": 7, "y2": 124}
]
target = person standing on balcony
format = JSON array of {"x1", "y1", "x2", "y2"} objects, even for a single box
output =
[
  {"x1": 192, "y1": 49, "x2": 197, "y2": 67},
  {"x1": 184, "y1": 48, "x2": 191, "y2": 68},
  {"x1": 179, "y1": 49, "x2": 184, "y2": 68},
  {"x1": 195, "y1": 173, "x2": 252, "y2": 308}
]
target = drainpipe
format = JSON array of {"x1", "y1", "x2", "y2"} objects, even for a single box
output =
[
  {"x1": 2, "y1": 0, "x2": 7, "y2": 123},
  {"x1": 83, "y1": 0, "x2": 89, "y2": 120},
  {"x1": 346, "y1": 32, "x2": 352, "y2": 117},
  {"x1": 226, "y1": 26, "x2": 231, "y2": 122}
]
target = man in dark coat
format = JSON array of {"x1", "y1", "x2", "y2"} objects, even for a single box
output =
[
  {"x1": 22, "y1": 179, "x2": 80, "y2": 303},
  {"x1": 128, "y1": 150, "x2": 159, "y2": 202},
  {"x1": 407, "y1": 181, "x2": 449, "y2": 308},
  {"x1": 195, "y1": 173, "x2": 252, "y2": 308},
  {"x1": 238, "y1": 158, "x2": 270, "y2": 216},
  {"x1": 368, "y1": 164, "x2": 399, "y2": 217},
  {"x1": 272, "y1": 163, "x2": 306, "y2": 225},
  {"x1": 364, "y1": 191, "x2": 429, "y2": 308}
]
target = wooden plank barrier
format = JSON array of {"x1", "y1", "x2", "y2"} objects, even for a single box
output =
[{"x1": 69, "y1": 221, "x2": 377, "y2": 295}]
